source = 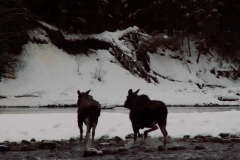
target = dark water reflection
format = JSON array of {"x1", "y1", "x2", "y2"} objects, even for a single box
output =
[{"x1": 0, "y1": 106, "x2": 240, "y2": 114}]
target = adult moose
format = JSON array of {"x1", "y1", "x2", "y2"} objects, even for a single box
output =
[
  {"x1": 77, "y1": 90, "x2": 101, "y2": 146},
  {"x1": 124, "y1": 89, "x2": 168, "y2": 146}
]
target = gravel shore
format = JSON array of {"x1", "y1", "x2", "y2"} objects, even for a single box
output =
[{"x1": 1, "y1": 134, "x2": 240, "y2": 160}]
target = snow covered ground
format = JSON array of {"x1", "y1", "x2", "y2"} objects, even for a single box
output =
[{"x1": 1, "y1": 109, "x2": 240, "y2": 142}]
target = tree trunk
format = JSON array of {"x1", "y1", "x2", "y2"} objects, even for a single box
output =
[
  {"x1": 187, "y1": 32, "x2": 191, "y2": 57},
  {"x1": 196, "y1": 51, "x2": 201, "y2": 63},
  {"x1": 182, "y1": 29, "x2": 185, "y2": 46}
]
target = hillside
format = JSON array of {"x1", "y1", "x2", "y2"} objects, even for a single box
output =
[{"x1": 0, "y1": 22, "x2": 240, "y2": 107}]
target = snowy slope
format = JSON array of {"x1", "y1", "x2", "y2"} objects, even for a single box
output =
[{"x1": 0, "y1": 25, "x2": 240, "y2": 107}]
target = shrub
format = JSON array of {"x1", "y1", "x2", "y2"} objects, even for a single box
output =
[{"x1": 91, "y1": 65, "x2": 107, "y2": 81}]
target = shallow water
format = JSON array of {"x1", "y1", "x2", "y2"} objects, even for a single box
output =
[{"x1": 0, "y1": 106, "x2": 240, "y2": 114}]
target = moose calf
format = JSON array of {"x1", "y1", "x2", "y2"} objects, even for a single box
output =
[{"x1": 77, "y1": 90, "x2": 101, "y2": 146}]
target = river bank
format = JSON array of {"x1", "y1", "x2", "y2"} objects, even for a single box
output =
[{"x1": 1, "y1": 134, "x2": 240, "y2": 160}]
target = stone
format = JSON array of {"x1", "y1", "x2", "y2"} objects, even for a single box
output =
[
  {"x1": 194, "y1": 135, "x2": 206, "y2": 139},
  {"x1": 219, "y1": 139, "x2": 231, "y2": 143},
  {"x1": 3, "y1": 141, "x2": 10, "y2": 144},
  {"x1": 125, "y1": 133, "x2": 134, "y2": 139},
  {"x1": 21, "y1": 145, "x2": 36, "y2": 151},
  {"x1": 0, "y1": 145, "x2": 10, "y2": 152},
  {"x1": 22, "y1": 140, "x2": 31, "y2": 144},
  {"x1": 183, "y1": 135, "x2": 190, "y2": 139},
  {"x1": 83, "y1": 148, "x2": 103, "y2": 157},
  {"x1": 30, "y1": 138, "x2": 36, "y2": 143},
  {"x1": 113, "y1": 136, "x2": 123, "y2": 143},
  {"x1": 98, "y1": 135, "x2": 110, "y2": 141},
  {"x1": 168, "y1": 146, "x2": 187, "y2": 150},
  {"x1": 210, "y1": 137, "x2": 221, "y2": 142},
  {"x1": 230, "y1": 134, "x2": 240, "y2": 138},
  {"x1": 219, "y1": 133, "x2": 230, "y2": 138},
  {"x1": 118, "y1": 147, "x2": 129, "y2": 153},
  {"x1": 195, "y1": 144, "x2": 205, "y2": 150},
  {"x1": 231, "y1": 138, "x2": 240, "y2": 143},
  {"x1": 69, "y1": 137, "x2": 78, "y2": 143},
  {"x1": 39, "y1": 140, "x2": 56, "y2": 150},
  {"x1": 101, "y1": 148, "x2": 112, "y2": 154},
  {"x1": 158, "y1": 145, "x2": 167, "y2": 151}
]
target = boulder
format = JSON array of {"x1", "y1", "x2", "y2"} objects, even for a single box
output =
[
  {"x1": 194, "y1": 135, "x2": 206, "y2": 139},
  {"x1": 183, "y1": 135, "x2": 190, "y2": 139},
  {"x1": 22, "y1": 140, "x2": 31, "y2": 144},
  {"x1": 219, "y1": 133, "x2": 230, "y2": 138},
  {"x1": 118, "y1": 147, "x2": 129, "y2": 153},
  {"x1": 83, "y1": 148, "x2": 103, "y2": 157},
  {"x1": 98, "y1": 135, "x2": 110, "y2": 141},
  {"x1": 113, "y1": 136, "x2": 123, "y2": 143},
  {"x1": 125, "y1": 133, "x2": 134, "y2": 139},
  {"x1": 69, "y1": 137, "x2": 78, "y2": 143},
  {"x1": 101, "y1": 148, "x2": 112, "y2": 154},
  {"x1": 231, "y1": 138, "x2": 240, "y2": 143},
  {"x1": 210, "y1": 137, "x2": 221, "y2": 142},
  {"x1": 0, "y1": 145, "x2": 10, "y2": 152},
  {"x1": 219, "y1": 139, "x2": 231, "y2": 143},
  {"x1": 230, "y1": 134, "x2": 240, "y2": 138}
]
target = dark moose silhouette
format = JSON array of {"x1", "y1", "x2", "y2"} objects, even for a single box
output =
[
  {"x1": 77, "y1": 90, "x2": 101, "y2": 146},
  {"x1": 124, "y1": 89, "x2": 168, "y2": 146}
]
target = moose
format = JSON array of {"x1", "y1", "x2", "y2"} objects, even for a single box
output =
[
  {"x1": 77, "y1": 90, "x2": 101, "y2": 146},
  {"x1": 124, "y1": 89, "x2": 168, "y2": 146}
]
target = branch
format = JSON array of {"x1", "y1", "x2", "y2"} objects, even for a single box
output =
[
  {"x1": 101, "y1": 106, "x2": 115, "y2": 109},
  {"x1": 15, "y1": 91, "x2": 45, "y2": 98},
  {"x1": 60, "y1": 87, "x2": 75, "y2": 95}
]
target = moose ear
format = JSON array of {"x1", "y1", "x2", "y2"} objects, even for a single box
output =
[
  {"x1": 77, "y1": 90, "x2": 81, "y2": 96},
  {"x1": 134, "y1": 89, "x2": 140, "y2": 94},
  {"x1": 128, "y1": 89, "x2": 133, "y2": 95},
  {"x1": 85, "y1": 90, "x2": 91, "y2": 95}
]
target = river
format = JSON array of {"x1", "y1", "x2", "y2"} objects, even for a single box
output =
[{"x1": 0, "y1": 106, "x2": 240, "y2": 114}]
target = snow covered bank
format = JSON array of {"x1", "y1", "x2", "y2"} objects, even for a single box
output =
[{"x1": 0, "y1": 27, "x2": 240, "y2": 107}]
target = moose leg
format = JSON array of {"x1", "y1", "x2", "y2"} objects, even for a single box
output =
[
  {"x1": 78, "y1": 119, "x2": 83, "y2": 143},
  {"x1": 91, "y1": 121, "x2": 98, "y2": 144},
  {"x1": 159, "y1": 125, "x2": 168, "y2": 146},
  {"x1": 84, "y1": 119, "x2": 91, "y2": 146},
  {"x1": 144, "y1": 122, "x2": 158, "y2": 139},
  {"x1": 132, "y1": 123, "x2": 139, "y2": 142}
]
